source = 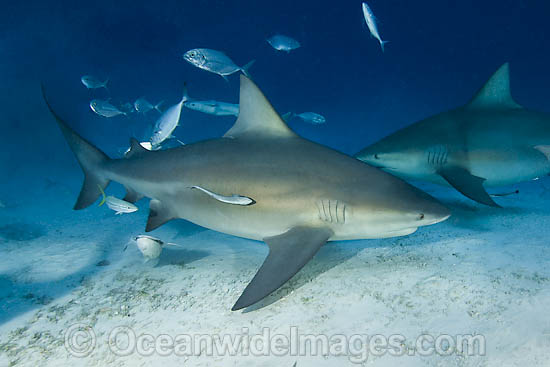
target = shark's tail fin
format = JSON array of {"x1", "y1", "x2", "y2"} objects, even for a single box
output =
[{"x1": 42, "y1": 85, "x2": 111, "y2": 210}]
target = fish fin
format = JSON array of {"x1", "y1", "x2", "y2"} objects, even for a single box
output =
[
  {"x1": 438, "y1": 166, "x2": 500, "y2": 207},
  {"x1": 115, "y1": 211, "x2": 123, "y2": 215},
  {"x1": 466, "y1": 63, "x2": 522, "y2": 110},
  {"x1": 232, "y1": 226, "x2": 333, "y2": 311},
  {"x1": 164, "y1": 242, "x2": 183, "y2": 248},
  {"x1": 42, "y1": 84, "x2": 111, "y2": 209},
  {"x1": 154, "y1": 101, "x2": 164, "y2": 113},
  {"x1": 380, "y1": 40, "x2": 389, "y2": 52},
  {"x1": 175, "y1": 139, "x2": 185, "y2": 146},
  {"x1": 146, "y1": 199, "x2": 175, "y2": 232},
  {"x1": 123, "y1": 187, "x2": 143, "y2": 204},
  {"x1": 281, "y1": 112, "x2": 294, "y2": 122},
  {"x1": 534, "y1": 145, "x2": 550, "y2": 160},
  {"x1": 223, "y1": 75, "x2": 297, "y2": 139},
  {"x1": 241, "y1": 60, "x2": 256, "y2": 78},
  {"x1": 125, "y1": 138, "x2": 149, "y2": 158}
]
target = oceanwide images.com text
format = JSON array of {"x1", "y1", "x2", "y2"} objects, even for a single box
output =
[{"x1": 65, "y1": 324, "x2": 486, "y2": 363}]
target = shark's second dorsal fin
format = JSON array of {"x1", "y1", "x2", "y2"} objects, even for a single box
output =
[
  {"x1": 224, "y1": 75, "x2": 297, "y2": 139},
  {"x1": 126, "y1": 138, "x2": 149, "y2": 159},
  {"x1": 466, "y1": 63, "x2": 522, "y2": 110}
]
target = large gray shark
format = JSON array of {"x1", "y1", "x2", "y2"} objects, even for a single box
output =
[
  {"x1": 356, "y1": 63, "x2": 550, "y2": 207},
  {"x1": 44, "y1": 75, "x2": 450, "y2": 311}
]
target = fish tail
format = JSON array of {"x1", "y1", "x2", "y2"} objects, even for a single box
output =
[
  {"x1": 281, "y1": 112, "x2": 295, "y2": 122},
  {"x1": 97, "y1": 185, "x2": 106, "y2": 206},
  {"x1": 154, "y1": 100, "x2": 164, "y2": 113},
  {"x1": 181, "y1": 82, "x2": 190, "y2": 103},
  {"x1": 241, "y1": 60, "x2": 256, "y2": 78},
  {"x1": 42, "y1": 84, "x2": 112, "y2": 209}
]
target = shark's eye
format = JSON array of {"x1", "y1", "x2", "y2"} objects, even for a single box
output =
[
  {"x1": 374, "y1": 154, "x2": 380, "y2": 159},
  {"x1": 418, "y1": 213, "x2": 425, "y2": 220}
]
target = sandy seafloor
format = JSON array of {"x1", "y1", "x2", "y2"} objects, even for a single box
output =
[{"x1": 1, "y1": 164, "x2": 550, "y2": 367}]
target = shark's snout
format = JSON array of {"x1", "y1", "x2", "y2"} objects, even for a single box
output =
[{"x1": 417, "y1": 197, "x2": 451, "y2": 226}]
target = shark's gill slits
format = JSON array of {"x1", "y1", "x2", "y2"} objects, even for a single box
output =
[
  {"x1": 427, "y1": 145, "x2": 449, "y2": 167},
  {"x1": 317, "y1": 199, "x2": 347, "y2": 224}
]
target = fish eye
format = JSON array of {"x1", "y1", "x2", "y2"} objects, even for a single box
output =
[
  {"x1": 374, "y1": 154, "x2": 379, "y2": 159},
  {"x1": 418, "y1": 213, "x2": 425, "y2": 220}
]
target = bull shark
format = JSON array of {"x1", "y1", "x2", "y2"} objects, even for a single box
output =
[
  {"x1": 356, "y1": 63, "x2": 550, "y2": 207},
  {"x1": 44, "y1": 75, "x2": 450, "y2": 311}
]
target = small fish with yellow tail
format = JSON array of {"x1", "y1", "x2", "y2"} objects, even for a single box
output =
[{"x1": 98, "y1": 185, "x2": 138, "y2": 215}]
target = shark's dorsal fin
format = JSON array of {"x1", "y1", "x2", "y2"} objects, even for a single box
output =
[
  {"x1": 466, "y1": 63, "x2": 522, "y2": 110},
  {"x1": 224, "y1": 75, "x2": 297, "y2": 139}
]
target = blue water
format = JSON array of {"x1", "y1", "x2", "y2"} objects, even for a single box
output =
[{"x1": 2, "y1": 1, "x2": 550, "y2": 365}]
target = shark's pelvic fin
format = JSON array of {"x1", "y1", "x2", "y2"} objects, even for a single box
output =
[
  {"x1": 232, "y1": 226, "x2": 333, "y2": 311},
  {"x1": 438, "y1": 166, "x2": 500, "y2": 207},
  {"x1": 126, "y1": 138, "x2": 150, "y2": 159},
  {"x1": 146, "y1": 199, "x2": 175, "y2": 231},
  {"x1": 42, "y1": 85, "x2": 111, "y2": 209},
  {"x1": 224, "y1": 75, "x2": 297, "y2": 139},
  {"x1": 466, "y1": 63, "x2": 522, "y2": 110}
]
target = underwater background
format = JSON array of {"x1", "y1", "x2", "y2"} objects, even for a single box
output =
[{"x1": 2, "y1": 0, "x2": 550, "y2": 366}]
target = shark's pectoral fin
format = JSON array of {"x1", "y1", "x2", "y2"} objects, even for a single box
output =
[
  {"x1": 437, "y1": 166, "x2": 500, "y2": 207},
  {"x1": 123, "y1": 187, "x2": 143, "y2": 204},
  {"x1": 146, "y1": 199, "x2": 175, "y2": 232},
  {"x1": 232, "y1": 226, "x2": 333, "y2": 311}
]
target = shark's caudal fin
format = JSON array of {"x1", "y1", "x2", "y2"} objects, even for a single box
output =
[
  {"x1": 224, "y1": 75, "x2": 297, "y2": 139},
  {"x1": 42, "y1": 85, "x2": 111, "y2": 209},
  {"x1": 466, "y1": 63, "x2": 522, "y2": 110}
]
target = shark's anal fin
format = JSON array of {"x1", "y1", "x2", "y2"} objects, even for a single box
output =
[
  {"x1": 146, "y1": 199, "x2": 175, "y2": 232},
  {"x1": 437, "y1": 166, "x2": 500, "y2": 207},
  {"x1": 123, "y1": 187, "x2": 143, "y2": 204},
  {"x1": 232, "y1": 226, "x2": 333, "y2": 311}
]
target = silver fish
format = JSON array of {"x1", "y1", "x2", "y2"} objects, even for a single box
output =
[
  {"x1": 285, "y1": 112, "x2": 326, "y2": 124},
  {"x1": 362, "y1": 2, "x2": 388, "y2": 52},
  {"x1": 98, "y1": 186, "x2": 138, "y2": 215},
  {"x1": 132, "y1": 235, "x2": 180, "y2": 262},
  {"x1": 184, "y1": 100, "x2": 239, "y2": 116},
  {"x1": 266, "y1": 34, "x2": 301, "y2": 53},
  {"x1": 134, "y1": 97, "x2": 163, "y2": 114},
  {"x1": 90, "y1": 99, "x2": 127, "y2": 118},
  {"x1": 183, "y1": 48, "x2": 255, "y2": 81},
  {"x1": 150, "y1": 87, "x2": 189, "y2": 147},
  {"x1": 81, "y1": 75, "x2": 108, "y2": 90},
  {"x1": 190, "y1": 185, "x2": 255, "y2": 205}
]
